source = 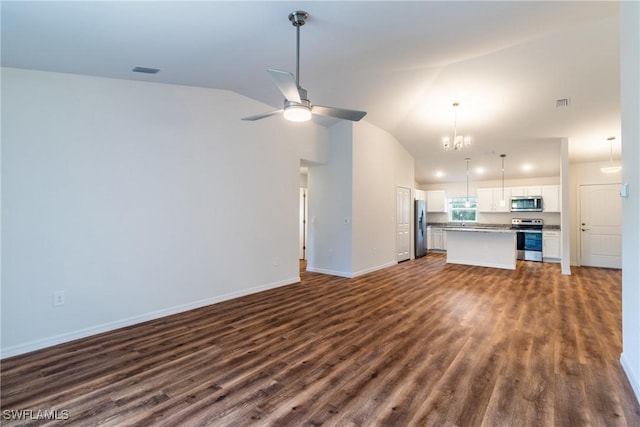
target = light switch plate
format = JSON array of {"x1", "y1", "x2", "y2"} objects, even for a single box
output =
[{"x1": 620, "y1": 183, "x2": 629, "y2": 198}]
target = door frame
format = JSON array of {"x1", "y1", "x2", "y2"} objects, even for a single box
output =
[{"x1": 396, "y1": 186, "x2": 411, "y2": 262}]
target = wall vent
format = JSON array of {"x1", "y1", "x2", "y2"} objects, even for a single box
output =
[
  {"x1": 132, "y1": 66, "x2": 160, "y2": 74},
  {"x1": 556, "y1": 98, "x2": 570, "y2": 108}
]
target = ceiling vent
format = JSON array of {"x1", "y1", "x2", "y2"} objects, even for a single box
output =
[
  {"x1": 556, "y1": 98, "x2": 570, "y2": 108},
  {"x1": 132, "y1": 66, "x2": 160, "y2": 74}
]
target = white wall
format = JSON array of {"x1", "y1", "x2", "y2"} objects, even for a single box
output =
[
  {"x1": 1, "y1": 68, "x2": 324, "y2": 357},
  {"x1": 306, "y1": 120, "x2": 415, "y2": 277},
  {"x1": 352, "y1": 120, "x2": 414, "y2": 275},
  {"x1": 567, "y1": 161, "x2": 621, "y2": 265},
  {"x1": 306, "y1": 122, "x2": 354, "y2": 276},
  {"x1": 620, "y1": 0, "x2": 640, "y2": 403}
]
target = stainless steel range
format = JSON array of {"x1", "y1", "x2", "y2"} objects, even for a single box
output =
[{"x1": 511, "y1": 218, "x2": 543, "y2": 262}]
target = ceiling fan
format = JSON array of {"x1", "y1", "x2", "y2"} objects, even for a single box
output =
[{"x1": 242, "y1": 11, "x2": 367, "y2": 123}]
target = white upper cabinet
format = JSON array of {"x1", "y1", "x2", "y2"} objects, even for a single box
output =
[
  {"x1": 510, "y1": 186, "x2": 542, "y2": 196},
  {"x1": 493, "y1": 188, "x2": 511, "y2": 212},
  {"x1": 477, "y1": 188, "x2": 494, "y2": 212},
  {"x1": 541, "y1": 185, "x2": 560, "y2": 212},
  {"x1": 480, "y1": 185, "x2": 560, "y2": 213},
  {"x1": 477, "y1": 188, "x2": 511, "y2": 212},
  {"x1": 526, "y1": 186, "x2": 542, "y2": 196},
  {"x1": 510, "y1": 187, "x2": 525, "y2": 197},
  {"x1": 426, "y1": 190, "x2": 447, "y2": 212}
]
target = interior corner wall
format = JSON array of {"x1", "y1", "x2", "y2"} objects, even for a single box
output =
[
  {"x1": 352, "y1": 121, "x2": 414, "y2": 275},
  {"x1": 1, "y1": 68, "x2": 323, "y2": 357},
  {"x1": 620, "y1": 0, "x2": 640, "y2": 404},
  {"x1": 306, "y1": 121, "x2": 353, "y2": 277},
  {"x1": 560, "y1": 138, "x2": 571, "y2": 275}
]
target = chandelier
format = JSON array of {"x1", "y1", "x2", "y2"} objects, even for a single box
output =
[{"x1": 443, "y1": 102, "x2": 471, "y2": 151}]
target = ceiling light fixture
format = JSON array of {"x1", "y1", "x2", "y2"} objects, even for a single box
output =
[
  {"x1": 600, "y1": 136, "x2": 621, "y2": 173},
  {"x1": 499, "y1": 154, "x2": 506, "y2": 207},
  {"x1": 443, "y1": 102, "x2": 471, "y2": 151},
  {"x1": 283, "y1": 100, "x2": 312, "y2": 122},
  {"x1": 465, "y1": 157, "x2": 471, "y2": 208}
]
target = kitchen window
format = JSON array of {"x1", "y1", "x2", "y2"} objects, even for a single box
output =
[{"x1": 449, "y1": 197, "x2": 478, "y2": 223}]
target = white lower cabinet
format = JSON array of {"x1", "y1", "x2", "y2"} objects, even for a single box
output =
[
  {"x1": 543, "y1": 230, "x2": 561, "y2": 261},
  {"x1": 430, "y1": 227, "x2": 447, "y2": 251}
]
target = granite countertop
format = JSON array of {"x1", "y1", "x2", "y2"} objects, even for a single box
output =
[
  {"x1": 428, "y1": 222, "x2": 511, "y2": 230},
  {"x1": 445, "y1": 227, "x2": 516, "y2": 234},
  {"x1": 427, "y1": 222, "x2": 561, "y2": 231},
  {"x1": 542, "y1": 225, "x2": 561, "y2": 230}
]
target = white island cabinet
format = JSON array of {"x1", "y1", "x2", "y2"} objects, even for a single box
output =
[{"x1": 446, "y1": 229, "x2": 517, "y2": 270}]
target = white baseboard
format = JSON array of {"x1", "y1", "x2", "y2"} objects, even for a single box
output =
[
  {"x1": 621, "y1": 352, "x2": 640, "y2": 405},
  {"x1": 351, "y1": 261, "x2": 397, "y2": 278},
  {"x1": 446, "y1": 258, "x2": 516, "y2": 271},
  {"x1": 305, "y1": 266, "x2": 352, "y2": 278},
  {"x1": 306, "y1": 261, "x2": 397, "y2": 279},
  {"x1": 1, "y1": 277, "x2": 300, "y2": 359}
]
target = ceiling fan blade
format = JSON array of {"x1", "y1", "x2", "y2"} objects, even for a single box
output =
[
  {"x1": 241, "y1": 109, "x2": 283, "y2": 121},
  {"x1": 267, "y1": 69, "x2": 302, "y2": 103},
  {"x1": 312, "y1": 105, "x2": 367, "y2": 122}
]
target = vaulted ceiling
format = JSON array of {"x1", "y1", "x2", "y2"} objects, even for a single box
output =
[{"x1": 1, "y1": 1, "x2": 620, "y2": 184}]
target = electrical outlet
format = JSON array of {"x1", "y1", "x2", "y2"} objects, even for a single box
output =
[{"x1": 53, "y1": 290, "x2": 65, "y2": 306}]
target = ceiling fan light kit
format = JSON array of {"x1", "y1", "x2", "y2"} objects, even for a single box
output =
[
  {"x1": 283, "y1": 101, "x2": 312, "y2": 122},
  {"x1": 242, "y1": 11, "x2": 366, "y2": 123}
]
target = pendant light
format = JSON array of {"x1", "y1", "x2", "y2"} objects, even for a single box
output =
[
  {"x1": 600, "y1": 136, "x2": 621, "y2": 173},
  {"x1": 465, "y1": 158, "x2": 471, "y2": 208},
  {"x1": 499, "y1": 154, "x2": 506, "y2": 206}
]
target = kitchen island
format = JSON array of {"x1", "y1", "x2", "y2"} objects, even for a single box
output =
[{"x1": 445, "y1": 227, "x2": 517, "y2": 270}]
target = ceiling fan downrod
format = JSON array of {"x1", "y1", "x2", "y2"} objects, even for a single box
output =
[{"x1": 288, "y1": 11, "x2": 308, "y2": 89}]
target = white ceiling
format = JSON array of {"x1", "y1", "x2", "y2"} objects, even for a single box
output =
[{"x1": 1, "y1": 1, "x2": 621, "y2": 184}]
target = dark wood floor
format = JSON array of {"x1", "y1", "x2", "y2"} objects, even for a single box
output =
[{"x1": 2, "y1": 254, "x2": 639, "y2": 426}]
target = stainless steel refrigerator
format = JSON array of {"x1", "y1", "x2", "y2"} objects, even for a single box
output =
[{"x1": 415, "y1": 199, "x2": 427, "y2": 258}]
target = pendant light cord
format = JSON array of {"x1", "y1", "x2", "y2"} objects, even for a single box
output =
[
  {"x1": 501, "y1": 154, "x2": 506, "y2": 200},
  {"x1": 466, "y1": 158, "x2": 470, "y2": 203}
]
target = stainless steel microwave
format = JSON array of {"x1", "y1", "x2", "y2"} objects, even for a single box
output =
[{"x1": 511, "y1": 196, "x2": 543, "y2": 212}]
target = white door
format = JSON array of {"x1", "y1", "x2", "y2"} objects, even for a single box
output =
[
  {"x1": 580, "y1": 184, "x2": 621, "y2": 268},
  {"x1": 397, "y1": 187, "x2": 411, "y2": 262}
]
